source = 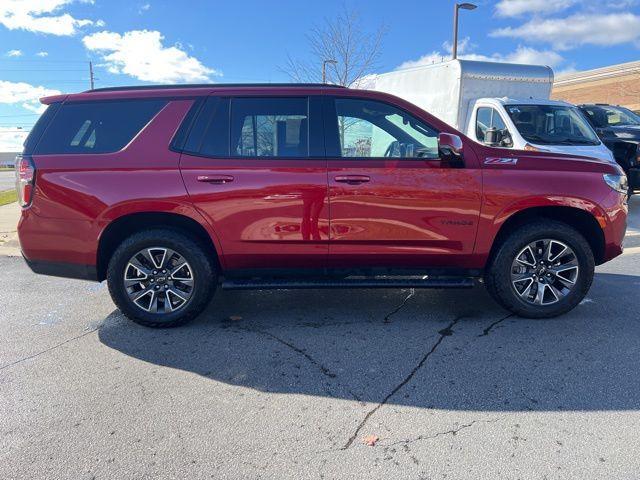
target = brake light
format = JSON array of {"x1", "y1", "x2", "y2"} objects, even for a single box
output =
[{"x1": 15, "y1": 154, "x2": 36, "y2": 207}]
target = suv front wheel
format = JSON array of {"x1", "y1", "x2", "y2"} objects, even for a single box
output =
[
  {"x1": 485, "y1": 220, "x2": 595, "y2": 318},
  {"x1": 107, "y1": 229, "x2": 216, "y2": 327}
]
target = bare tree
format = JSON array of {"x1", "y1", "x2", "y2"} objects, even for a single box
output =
[{"x1": 282, "y1": 8, "x2": 385, "y2": 87}]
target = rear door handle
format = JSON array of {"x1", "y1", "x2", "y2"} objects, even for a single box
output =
[
  {"x1": 197, "y1": 175, "x2": 235, "y2": 184},
  {"x1": 334, "y1": 175, "x2": 371, "y2": 185}
]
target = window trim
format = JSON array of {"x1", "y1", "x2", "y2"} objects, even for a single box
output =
[{"x1": 323, "y1": 95, "x2": 441, "y2": 161}]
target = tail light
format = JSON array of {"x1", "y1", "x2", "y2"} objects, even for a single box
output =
[{"x1": 15, "y1": 154, "x2": 36, "y2": 207}]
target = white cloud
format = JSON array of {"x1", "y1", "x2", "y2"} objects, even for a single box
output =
[
  {"x1": 6, "y1": 49, "x2": 23, "y2": 57},
  {"x1": 83, "y1": 30, "x2": 219, "y2": 83},
  {"x1": 139, "y1": 3, "x2": 151, "y2": 13},
  {"x1": 0, "y1": 80, "x2": 61, "y2": 113},
  {"x1": 491, "y1": 13, "x2": 640, "y2": 50},
  {"x1": 35, "y1": 51, "x2": 48, "y2": 57},
  {"x1": 0, "y1": 0, "x2": 98, "y2": 36},
  {"x1": 497, "y1": 46, "x2": 564, "y2": 67},
  {"x1": 0, "y1": 127, "x2": 29, "y2": 152},
  {"x1": 495, "y1": 0, "x2": 576, "y2": 17},
  {"x1": 397, "y1": 39, "x2": 564, "y2": 70}
]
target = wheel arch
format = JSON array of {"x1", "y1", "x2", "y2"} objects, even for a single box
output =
[
  {"x1": 488, "y1": 205, "x2": 606, "y2": 267},
  {"x1": 97, "y1": 211, "x2": 220, "y2": 281}
]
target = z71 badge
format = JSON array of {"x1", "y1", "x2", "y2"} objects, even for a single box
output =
[{"x1": 484, "y1": 157, "x2": 518, "y2": 165}]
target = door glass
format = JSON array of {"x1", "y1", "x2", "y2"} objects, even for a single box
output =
[
  {"x1": 231, "y1": 97, "x2": 309, "y2": 157},
  {"x1": 334, "y1": 98, "x2": 438, "y2": 159},
  {"x1": 476, "y1": 107, "x2": 511, "y2": 146},
  {"x1": 476, "y1": 107, "x2": 492, "y2": 142}
]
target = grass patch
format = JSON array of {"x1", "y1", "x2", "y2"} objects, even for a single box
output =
[{"x1": 0, "y1": 189, "x2": 17, "y2": 206}]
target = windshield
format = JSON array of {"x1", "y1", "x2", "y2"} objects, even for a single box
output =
[
  {"x1": 582, "y1": 105, "x2": 640, "y2": 127},
  {"x1": 505, "y1": 104, "x2": 600, "y2": 146}
]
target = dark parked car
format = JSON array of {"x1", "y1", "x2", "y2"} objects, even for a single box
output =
[
  {"x1": 16, "y1": 84, "x2": 628, "y2": 327},
  {"x1": 579, "y1": 104, "x2": 640, "y2": 194}
]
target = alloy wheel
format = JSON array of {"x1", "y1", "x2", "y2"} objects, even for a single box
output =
[
  {"x1": 123, "y1": 247, "x2": 195, "y2": 314},
  {"x1": 510, "y1": 239, "x2": 579, "y2": 306}
]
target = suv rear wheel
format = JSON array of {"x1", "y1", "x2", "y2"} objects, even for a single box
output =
[
  {"x1": 107, "y1": 229, "x2": 216, "y2": 327},
  {"x1": 485, "y1": 220, "x2": 594, "y2": 318}
]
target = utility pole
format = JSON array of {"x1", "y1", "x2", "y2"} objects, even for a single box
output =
[
  {"x1": 452, "y1": 3, "x2": 477, "y2": 60},
  {"x1": 89, "y1": 61, "x2": 95, "y2": 90}
]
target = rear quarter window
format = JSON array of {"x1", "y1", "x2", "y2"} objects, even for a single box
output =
[{"x1": 35, "y1": 99, "x2": 167, "y2": 155}]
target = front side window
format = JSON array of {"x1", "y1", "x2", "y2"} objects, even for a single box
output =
[
  {"x1": 231, "y1": 97, "x2": 308, "y2": 157},
  {"x1": 506, "y1": 104, "x2": 600, "y2": 145},
  {"x1": 35, "y1": 99, "x2": 167, "y2": 154},
  {"x1": 476, "y1": 107, "x2": 509, "y2": 144},
  {"x1": 332, "y1": 98, "x2": 438, "y2": 159}
]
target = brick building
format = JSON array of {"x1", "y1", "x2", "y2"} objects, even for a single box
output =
[{"x1": 552, "y1": 60, "x2": 640, "y2": 111}]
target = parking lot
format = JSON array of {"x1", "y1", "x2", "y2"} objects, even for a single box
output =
[{"x1": 0, "y1": 196, "x2": 638, "y2": 479}]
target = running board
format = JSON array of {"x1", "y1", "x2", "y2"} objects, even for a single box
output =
[{"x1": 221, "y1": 277, "x2": 475, "y2": 290}]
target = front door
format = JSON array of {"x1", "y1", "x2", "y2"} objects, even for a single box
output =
[
  {"x1": 324, "y1": 95, "x2": 482, "y2": 269},
  {"x1": 180, "y1": 95, "x2": 328, "y2": 271}
]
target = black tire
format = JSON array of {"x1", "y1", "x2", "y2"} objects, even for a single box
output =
[
  {"x1": 107, "y1": 229, "x2": 216, "y2": 328},
  {"x1": 484, "y1": 220, "x2": 595, "y2": 319}
]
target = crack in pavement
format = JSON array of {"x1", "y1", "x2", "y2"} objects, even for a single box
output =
[
  {"x1": 341, "y1": 315, "x2": 464, "y2": 449},
  {"x1": 0, "y1": 327, "x2": 98, "y2": 371},
  {"x1": 384, "y1": 289, "x2": 415, "y2": 323},
  {"x1": 380, "y1": 417, "x2": 503, "y2": 447},
  {"x1": 478, "y1": 313, "x2": 513, "y2": 337},
  {"x1": 236, "y1": 326, "x2": 362, "y2": 402}
]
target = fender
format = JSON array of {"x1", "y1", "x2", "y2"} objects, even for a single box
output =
[{"x1": 474, "y1": 194, "x2": 608, "y2": 264}]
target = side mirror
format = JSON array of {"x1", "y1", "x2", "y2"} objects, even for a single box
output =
[
  {"x1": 485, "y1": 127, "x2": 503, "y2": 145},
  {"x1": 438, "y1": 132, "x2": 465, "y2": 168}
]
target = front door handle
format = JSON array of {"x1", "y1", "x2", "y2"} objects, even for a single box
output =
[
  {"x1": 334, "y1": 175, "x2": 371, "y2": 185},
  {"x1": 197, "y1": 175, "x2": 235, "y2": 184}
]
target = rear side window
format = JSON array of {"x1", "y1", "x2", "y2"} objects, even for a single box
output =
[
  {"x1": 231, "y1": 97, "x2": 308, "y2": 157},
  {"x1": 179, "y1": 96, "x2": 324, "y2": 158},
  {"x1": 35, "y1": 99, "x2": 167, "y2": 154}
]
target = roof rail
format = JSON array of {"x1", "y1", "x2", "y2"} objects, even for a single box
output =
[{"x1": 85, "y1": 83, "x2": 348, "y2": 93}]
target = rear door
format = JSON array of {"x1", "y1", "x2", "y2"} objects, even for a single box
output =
[
  {"x1": 179, "y1": 94, "x2": 328, "y2": 271},
  {"x1": 324, "y1": 95, "x2": 482, "y2": 269}
]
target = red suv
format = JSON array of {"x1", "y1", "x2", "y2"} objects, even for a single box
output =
[{"x1": 16, "y1": 84, "x2": 628, "y2": 327}]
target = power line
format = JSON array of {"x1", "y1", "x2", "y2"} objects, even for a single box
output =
[
  {"x1": 0, "y1": 69, "x2": 86, "y2": 72},
  {"x1": 0, "y1": 59, "x2": 89, "y2": 64}
]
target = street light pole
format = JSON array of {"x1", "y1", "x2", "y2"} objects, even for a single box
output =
[
  {"x1": 322, "y1": 59, "x2": 337, "y2": 83},
  {"x1": 452, "y1": 3, "x2": 477, "y2": 60}
]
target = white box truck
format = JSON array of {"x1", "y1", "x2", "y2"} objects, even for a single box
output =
[{"x1": 368, "y1": 59, "x2": 614, "y2": 162}]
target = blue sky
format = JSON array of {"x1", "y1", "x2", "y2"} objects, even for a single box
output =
[{"x1": 1, "y1": 0, "x2": 640, "y2": 150}]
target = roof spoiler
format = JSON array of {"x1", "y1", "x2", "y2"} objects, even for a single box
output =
[{"x1": 40, "y1": 94, "x2": 68, "y2": 105}]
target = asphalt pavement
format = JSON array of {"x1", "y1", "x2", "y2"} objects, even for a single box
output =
[
  {"x1": 0, "y1": 170, "x2": 15, "y2": 191},
  {"x1": 1, "y1": 196, "x2": 639, "y2": 479}
]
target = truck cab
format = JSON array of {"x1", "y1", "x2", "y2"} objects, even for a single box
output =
[
  {"x1": 369, "y1": 59, "x2": 614, "y2": 163},
  {"x1": 468, "y1": 97, "x2": 615, "y2": 162}
]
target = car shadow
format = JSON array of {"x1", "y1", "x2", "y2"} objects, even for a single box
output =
[{"x1": 98, "y1": 272, "x2": 640, "y2": 412}]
